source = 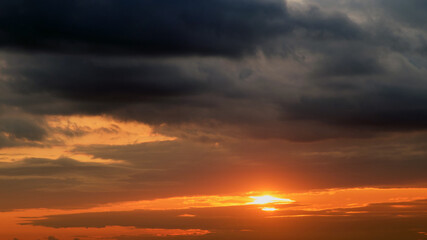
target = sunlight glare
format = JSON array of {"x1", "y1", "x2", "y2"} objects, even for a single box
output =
[
  {"x1": 261, "y1": 207, "x2": 278, "y2": 212},
  {"x1": 249, "y1": 195, "x2": 293, "y2": 205}
]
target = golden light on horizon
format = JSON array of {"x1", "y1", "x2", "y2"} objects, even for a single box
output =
[
  {"x1": 249, "y1": 195, "x2": 294, "y2": 205},
  {"x1": 261, "y1": 207, "x2": 278, "y2": 212}
]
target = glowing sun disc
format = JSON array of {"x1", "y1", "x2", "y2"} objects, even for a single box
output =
[
  {"x1": 261, "y1": 207, "x2": 278, "y2": 212},
  {"x1": 249, "y1": 195, "x2": 293, "y2": 205}
]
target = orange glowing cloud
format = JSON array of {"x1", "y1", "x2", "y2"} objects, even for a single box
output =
[
  {"x1": 0, "y1": 115, "x2": 173, "y2": 164},
  {"x1": 46, "y1": 115, "x2": 173, "y2": 146}
]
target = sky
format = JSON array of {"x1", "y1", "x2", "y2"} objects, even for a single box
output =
[{"x1": 1, "y1": 0, "x2": 427, "y2": 239}]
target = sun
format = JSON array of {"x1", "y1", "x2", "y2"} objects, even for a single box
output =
[
  {"x1": 249, "y1": 195, "x2": 293, "y2": 205},
  {"x1": 261, "y1": 207, "x2": 278, "y2": 212}
]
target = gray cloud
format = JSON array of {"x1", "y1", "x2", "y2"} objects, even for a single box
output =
[
  {"x1": 0, "y1": 0, "x2": 366, "y2": 58},
  {"x1": 0, "y1": 117, "x2": 47, "y2": 141},
  {"x1": 379, "y1": 0, "x2": 427, "y2": 28},
  {"x1": 0, "y1": 157, "x2": 131, "y2": 177},
  {"x1": 0, "y1": 109, "x2": 49, "y2": 148},
  {"x1": 1, "y1": 0, "x2": 416, "y2": 140},
  {"x1": 71, "y1": 136, "x2": 427, "y2": 192},
  {"x1": 0, "y1": 0, "x2": 290, "y2": 57},
  {"x1": 0, "y1": 157, "x2": 143, "y2": 211},
  {"x1": 6, "y1": 56, "x2": 209, "y2": 102}
]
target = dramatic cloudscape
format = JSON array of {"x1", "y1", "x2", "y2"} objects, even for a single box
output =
[{"x1": 1, "y1": 0, "x2": 427, "y2": 239}]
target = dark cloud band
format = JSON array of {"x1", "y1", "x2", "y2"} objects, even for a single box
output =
[{"x1": 0, "y1": 0, "x2": 289, "y2": 57}]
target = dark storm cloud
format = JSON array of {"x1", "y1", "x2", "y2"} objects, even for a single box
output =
[
  {"x1": 0, "y1": 53, "x2": 237, "y2": 122},
  {"x1": 26, "y1": 199, "x2": 427, "y2": 240},
  {"x1": 0, "y1": 0, "x2": 427, "y2": 141},
  {"x1": 0, "y1": 0, "x2": 377, "y2": 140},
  {"x1": 0, "y1": 0, "x2": 368, "y2": 57},
  {"x1": 5, "y1": 56, "x2": 209, "y2": 102},
  {"x1": 0, "y1": 0, "x2": 290, "y2": 57},
  {"x1": 313, "y1": 52, "x2": 384, "y2": 77},
  {"x1": 284, "y1": 82, "x2": 427, "y2": 130},
  {"x1": 1, "y1": 53, "x2": 266, "y2": 125},
  {"x1": 289, "y1": 5, "x2": 363, "y2": 41},
  {"x1": 0, "y1": 0, "x2": 423, "y2": 139},
  {"x1": 379, "y1": 0, "x2": 427, "y2": 28}
]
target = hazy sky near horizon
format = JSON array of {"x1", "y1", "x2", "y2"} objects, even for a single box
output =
[{"x1": 1, "y1": 0, "x2": 427, "y2": 239}]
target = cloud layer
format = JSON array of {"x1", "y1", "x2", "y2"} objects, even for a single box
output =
[{"x1": 26, "y1": 199, "x2": 427, "y2": 240}]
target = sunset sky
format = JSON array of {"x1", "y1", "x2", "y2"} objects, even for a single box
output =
[{"x1": 1, "y1": 0, "x2": 427, "y2": 239}]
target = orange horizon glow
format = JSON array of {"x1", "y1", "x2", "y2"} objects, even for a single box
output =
[
  {"x1": 2, "y1": 187, "x2": 427, "y2": 240},
  {"x1": 1, "y1": 115, "x2": 427, "y2": 240}
]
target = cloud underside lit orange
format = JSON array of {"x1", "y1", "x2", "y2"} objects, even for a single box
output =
[
  {"x1": 14, "y1": 195, "x2": 427, "y2": 240},
  {"x1": 0, "y1": 188, "x2": 426, "y2": 240}
]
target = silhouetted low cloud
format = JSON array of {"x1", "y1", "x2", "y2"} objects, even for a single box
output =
[{"x1": 26, "y1": 199, "x2": 427, "y2": 240}]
